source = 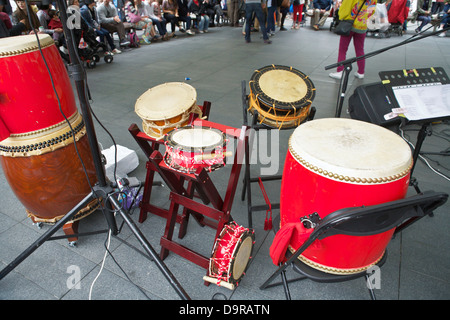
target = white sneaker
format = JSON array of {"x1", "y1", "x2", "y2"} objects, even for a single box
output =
[
  {"x1": 439, "y1": 31, "x2": 446, "y2": 37},
  {"x1": 112, "y1": 48, "x2": 122, "y2": 54},
  {"x1": 186, "y1": 29, "x2": 194, "y2": 35},
  {"x1": 354, "y1": 72, "x2": 364, "y2": 79},
  {"x1": 329, "y1": 71, "x2": 343, "y2": 80}
]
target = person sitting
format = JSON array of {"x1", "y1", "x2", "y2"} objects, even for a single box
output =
[
  {"x1": 413, "y1": 0, "x2": 433, "y2": 32},
  {"x1": 0, "y1": 11, "x2": 11, "y2": 37},
  {"x1": 80, "y1": 0, "x2": 121, "y2": 53},
  {"x1": 47, "y1": 10, "x2": 65, "y2": 44},
  {"x1": 437, "y1": 1, "x2": 450, "y2": 36},
  {"x1": 36, "y1": 4, "x2": 64, "y2": 44},
  {"x1": 188, "y1": 0, "x2": 210, "y2": 32},
  {"x1": 162, "y1": 0, "x2": 182, "y2": 36},
  {"x1": 177, "y1": 0, "x2": 195, "y2": 34},
  {"x1": 124, "y1": 0, "x2": 156, "y2": 43},
  {"x1": 137, "y1": 0, "x2": 170, "y2": 39},
  {"x1": 12, "y1": 0, "x2": 41, "y2": 34},
  {"x1": 97, "y1": 0, "x2": 130, "y2": 46},
  {"x1": 312, "y1": 0, "x2": 332, "y2": 30},
  {"x1": 210, "y1": 0, "x2": 224, "y2": 26}
]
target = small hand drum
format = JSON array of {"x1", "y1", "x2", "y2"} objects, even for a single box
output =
[
  {"x1": 163, "y1": 125, "x2": 229, "y2": 173},
  {"x1": 249, "y1": 65, "x2": 316, "y2": 129},
  {"x1": 135, "y1": 82, "x2": 202, "y2": 139}
]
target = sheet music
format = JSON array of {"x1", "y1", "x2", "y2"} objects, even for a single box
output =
[{"x1": 391, "y1": 83, "x2": 450, "y2": 121}]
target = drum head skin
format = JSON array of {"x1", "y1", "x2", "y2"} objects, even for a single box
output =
[
  {"x1": 250, "y1": 65, "x2": 316, "y2": 110},
  {"x1": 0, "y1": 34, "x2": 54, "y2": 56},
  {"x1": 171, "y1": 127, "x2": 222, "y2": 149},
  {"x1": 289, "y1": 118, "x2": 413, "y2": 182},
  {"x1": 135, "y1": 82, "x2": 197, "y2": 120},
  {"x1": 165, "y1": 126, "x2": 226, "y2": 152}
]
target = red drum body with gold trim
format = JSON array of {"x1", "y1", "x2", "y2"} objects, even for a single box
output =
[
  {"x1": 280, "y1": 118, "x2": 413, "y2": 274},
  {"x1": 163, "y1": 125, "x2": 228, "y2": 173},
  {"x1": 0, "y1": 35, "x2": 98, "y2": 223}
]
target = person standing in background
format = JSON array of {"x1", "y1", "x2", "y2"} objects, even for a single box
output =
[{"x1": 329, "y1": 0, "x2": 376, "y2": 80}]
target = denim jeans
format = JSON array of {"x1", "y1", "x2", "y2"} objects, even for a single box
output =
[
  {"x1": 267, "y1": 5, "x2": 277, "y2": 33},
  {"x1": 245, "y1": 3, "x2": 269, "y2": 41},
  {"x1": 198, "y1": 15, "x2": 210, "y2": 31}
]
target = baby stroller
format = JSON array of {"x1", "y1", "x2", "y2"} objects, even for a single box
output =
[
  {"x1": 366, "y1": 3, "x2": 391, "y2": 37},
  {"x1": 61, "y1": 12, "x2": 113, "y2": 68},
  {"x1": 75, "y1": 26, "x2": 113, "y2": 68},
  {"x1": 329, "y1": 0, "x2": 342, "y2": 32}
]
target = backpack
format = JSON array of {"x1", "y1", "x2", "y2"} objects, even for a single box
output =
[{"x1": 128, "y1": 28, "x2": 140, "y2": 48}]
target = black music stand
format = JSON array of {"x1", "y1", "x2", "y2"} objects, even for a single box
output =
[
  {"x1": 0, "y1": 0, "x2": 190, "y2": 300},
  {"x1": 327, "y1": 25, "x2": 450, "y2": 118},
  {"x1": 378, "y1": 67, "x2": 450, "y2": 192}
]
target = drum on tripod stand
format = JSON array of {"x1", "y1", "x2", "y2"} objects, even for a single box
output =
[{"x1": 0, "y1": 34, "x2": 99, "y2": 227}]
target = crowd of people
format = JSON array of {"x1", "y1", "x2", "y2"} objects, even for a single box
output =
[{"x1": 1, "y1": 0, "x2": 449, "y2": 50}]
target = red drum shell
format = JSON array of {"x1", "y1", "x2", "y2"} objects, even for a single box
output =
[
  {"x1": 0, "y1": 35, "x2": 98, "y2": 223},
  {"x1": 164, "y1": 126, "x2": 227, "y2": 173},
  {"x1": 0, "y1": 35, "x2": 77, "y2": 138},
  {"x1": 208, "y1": 222, "x2": 255, "y2": 286},
  {"x1": 280, "y1": 118, "x2": 412, "y2": 274}
]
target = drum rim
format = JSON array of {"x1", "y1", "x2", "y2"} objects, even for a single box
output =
[
  {"x1": 249, "y1": 65, "x2": 316, "y2": 110},
  {"x1": 288, "y1": 118, "x2": 413, "y2": 183},
  {"x1": 0, "y1": 34, "x2": 54, "y2": 57},
  {"x1": 208, "y1": 223, "x2": 255, "y2": 285},
  {"x1": 164, "y1": 125, "x2": 227, "y2": 153},
  {"x1": 135, "y1": 82, "x2": 197, "y2": 120}
]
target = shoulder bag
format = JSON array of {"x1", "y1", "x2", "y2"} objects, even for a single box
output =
[{"x1": 334, "y1": 1, "x2": 365, "y2": 36}]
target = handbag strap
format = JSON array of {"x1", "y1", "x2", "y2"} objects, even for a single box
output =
[{"x1": 352, "y1": 0, "x2": 366, "y2": 21}]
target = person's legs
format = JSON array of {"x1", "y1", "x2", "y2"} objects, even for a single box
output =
[
  {"x1": 244, "y1": 4, "x2": 254, "y2": 42},
  {"x1": 352, "y1": 32, "x2": 366, "y2": 74},
  {"x1": 254, "y1": 3, "x2": 270, "y2": 41},
  {"x1": 336, "y1": 33, "x2": 352, "y2": 72}
]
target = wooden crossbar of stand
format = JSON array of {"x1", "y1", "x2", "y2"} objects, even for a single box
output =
[{"x1": 146, "y1": 120, "x2": 248, "y2": 280}]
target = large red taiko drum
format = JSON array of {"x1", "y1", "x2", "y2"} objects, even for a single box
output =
[
  {"x1": 0, "y1": 34, "x2": 98, "y2": 224},
  {"x1": 280, "y1": 118, "x2": 413, "y2": 274}
]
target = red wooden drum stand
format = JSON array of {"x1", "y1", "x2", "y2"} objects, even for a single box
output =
[
  {"x1": 280, "y1": 118, "x2": 413, "y2": 274},
  {"x1": 0, "y1": 34, "x2": 99, "y2": 242}
]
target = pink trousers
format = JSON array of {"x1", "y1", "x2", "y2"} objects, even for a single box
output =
[{"x1": 337, "y1": 31, "x2": 366, "y2": 74}]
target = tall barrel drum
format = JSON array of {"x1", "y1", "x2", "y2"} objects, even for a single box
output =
[
  {"x1": 280, "y1": 118, "x2": 413, "y2": 274},
  {"x1": 0, "y1": 34, "x2": 99, "y2": 228}
]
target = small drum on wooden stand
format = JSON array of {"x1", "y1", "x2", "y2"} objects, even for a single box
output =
[
  {"x1": 163, "y1": 125, "x2": 230, "y2": 173},
  {"x1": 0, "y1": 35, "x2": 99, "y2": 238},
  {"x1": 248, "y1": 65, "x2": 316, "y2": 129},
  {"x1": 203, "y1": 222, "x2": 255, "y2": 290},
  {"x1": 135, "y1": 82, "x2": 203, "y2": 140},
  {"x1": 280, "y1": 118, "x2": 413, "y2": 274}
]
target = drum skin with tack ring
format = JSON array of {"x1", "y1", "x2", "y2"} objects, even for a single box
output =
[
  {"x1": 163, "y1": 125, "x2": 229, "y2": 173},
  {"x1": 135, "y1": 82, "x2": 203, "y2": 140},
  {"x1": 248, "y1": 65, "x2": 316, "y2": 129},
  {"x1": 279, "y1": 118, "x2": 413, "y2": 274},
  {"x1": 0, "y1": 34, "x2": 99, "y2": 225},
  {"x1": 203, "y1": 222, "x2": 255, "y2": 290}
]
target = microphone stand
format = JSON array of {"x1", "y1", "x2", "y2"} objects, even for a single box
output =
[
  {"x1": 326, "y1": 25, "x2": 450, "y2": 118},
  {"x1": 0, "y1": 0, "x2": 190, "y2": 300}
]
